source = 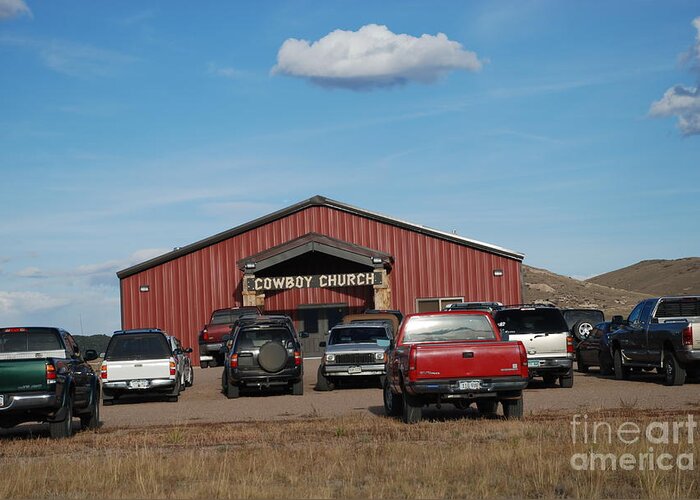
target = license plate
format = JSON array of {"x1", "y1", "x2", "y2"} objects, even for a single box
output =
[
  {"x1": 348, "y1": 366, "x2": 362, "y2": 374},
  {"x1": 459, "y1": 380, "x2": 480, "y2": 390},
  {"x1": 129, "y1": 380, "x2": 149, "y2": 389},
  {"x1": 0, "y1": 395, "x2": 4, "y2": 407},
  {"x1": 528, "y1": 360, "x2": 541, "y2": 368}
]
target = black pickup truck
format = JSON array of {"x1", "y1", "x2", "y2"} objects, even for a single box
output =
[
  {"x1": 606, "y1": 297, "x2": 700, "y2": 386},
  {"x1": 0, "y1": 327, "x2": 101, "y2": 438}
]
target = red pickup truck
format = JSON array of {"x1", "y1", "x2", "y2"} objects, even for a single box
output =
[
  {"x1": 198, "y1": 307, "x2": 260, "y2": 367},
  {"x1": 383, "y1": 311, "x2": 529, "y2": 423}
]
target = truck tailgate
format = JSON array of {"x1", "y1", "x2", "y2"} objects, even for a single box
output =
[
  {"x1": 106, "y1": 359, "x2": 170, "y2": 381},
  {"x1": 0, "y1": 360, "x2": 47, "y2": 393},
  {"x1": 413, "y1": 341, "x2": 524, "y2": 379},
  {"x1": 510, "y1": 332, "x2": 568, "y2": 358}
]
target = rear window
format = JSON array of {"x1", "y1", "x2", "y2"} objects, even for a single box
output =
[
  {"x1": 329, "y1": 326, "x2": 390, "y2": 345},
  {"x1": 656, "y1": 298, "x2": 700, "y2": 318},
  {"x1": 494, "y1": 309, "x2": 568, "y2": 335},
  {"x1": 105, "y1": 333, "x2": 171, "y2": 361},
  {"x1": 236, "y1": 328, "x2": 293, "y2": 350},
  {"x1": 211, "y1": 309, "x2": 258, "y2": 325},
  {"x1": 402, "y1": 314, "x2": 496, "y2": 343},
  {"x1": 0, "y1": 328, "x2": 62, "y2": 353}
]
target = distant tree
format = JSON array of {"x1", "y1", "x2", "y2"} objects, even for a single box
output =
[{"x1": 74, "y1": 334, "x2": 111, "y2": 355}]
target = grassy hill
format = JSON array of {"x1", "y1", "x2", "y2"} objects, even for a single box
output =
[{"x1": 587, "y1": 257, "x2": 700, "y2": 296}]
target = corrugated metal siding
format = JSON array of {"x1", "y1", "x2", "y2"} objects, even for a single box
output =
[{"x1": 121, "y1": 206, "x2": 522, "y2": 361}]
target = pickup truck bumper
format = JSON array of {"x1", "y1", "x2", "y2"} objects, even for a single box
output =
[
  {"x1": 323, "y1": 363, "x2": 385, "y2": 377},
  {"x1": 0, "y1": 391, "x2": 63, "y2": 425},
  {"x1": 676, "y1": 350, "x2": 700, "y2": 365},
  {"x1": 527, "y1": 357, "x2": 573, "y2": 377},
  {"x1": 103, "y1": 378, "x2": 175, "y2": 394},
  {"x1": 405, "y1": 376, "x2": 528, "y2": 400},
  {"x1": 200, "y1": 342, "x2": 224, "y2": 355}
]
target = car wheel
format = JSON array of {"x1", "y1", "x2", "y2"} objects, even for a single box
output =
[
  {"x1": 542, "y1": 374, "x2": 557, "y2": 387},
  {"x1": 559, "y1": 369, "x2": 574, "y2": 388},
  {"x1": 663, "y1": 351, "x2": 686, "y2": 386},
  {"x1": 185, "y1": 365, "x2": 194, "y2": 387},
  {"x1": 575, "y1": 351, "x2": 589, "y2": 373},
  {"x1": 49, "y1": 395, "x2": 73, "y2": 439},
  {"x1": 572, "y1": 321, "x2": 593, "y2": 341},
  {"x1": 502, "y1": 396, "x2": 523, "y2": 420},
  {"x1": 401, "y1": 392, "x2": 422, "y2": 424},
  {"x1": 80, "y1": 388, "x2": 100, "y2": 430},
  {"x1": 599, "y1": 351, "x2": 614, "y2": 376},
  {"x1": 208, "y1": 360, "x2": 218, "y2": 368},
  {"x1": 315, "y1": 365, "x2": 334, "y2": 391},
  {"x1": 476, "y1": 399, "x2": 498, "y2": 417},
  {"x1": 225, "y1": 381, "x2": 240, "y2": 399},
  {"x1": 200, "y1": 360, "x2": 208, "y2": 369},
  {"x1": 383, "y1": 377, "x2": 402, "y2": 417},
  {"x1": 613, "y1": 349, "x2": 630, "y2": 380}
]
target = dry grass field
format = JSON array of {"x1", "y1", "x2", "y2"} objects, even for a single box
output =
[{"x1": 1, "y1": 408, "x2": 698, "y2": 499}]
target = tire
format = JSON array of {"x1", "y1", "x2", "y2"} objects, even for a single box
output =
[
  {"x1": 200, "y1": 360, "x2": 208, "y2": 369},
  {"x1": 185, "y1": 365, "x2": 194, "y2": 387},
  {"x1": 257, "y1": 342, "x2": 288, "y2": 373},
  {"x1": 208, "y1": 360, "x2": 218, "y2": 368},
  {"x1": 476, "y1": 399, "x2": 498, "y2": 417},
  {"x1": 502, "y1": 396, "x2": 523, "y2": 420},
  {"x1": 292, "y1": 379, "x2": 304, "y2": 395},
  {"x1": 225, "y1": 381, "x2": 240, "y2": 399},
  {"x1": 572, "y1": 321, "x2": 593, "y2": 341},
  {"x1": 559, "y1": 369, "x2": 574, "y2": 388},
  {"x1": 613, "y1": 349, "x2": 630, "y2": 380},
  {"x1": 167, "y1": 378, "x2": 181, "y2": 402},
  {"x1": 49, "y1": 395, "x2": 73, "y2": 439},
  {"x1": 542, "y1": 374, "x2": 557, "y2": 387},
  {"x1": 663, "y1": 351, "x2": 686, "y2": 386},
  {"x1": 401, "y1": 392, "x2": 422, "y2": 424},
  {"x1": 599, "y1": 351, "x2": 614, "y2": 376},
  {"x1": 80, "y1": 388, "x2": 100, "y2": 430},
  {"x1": 575, "y1": 351, "x2": 589, "y2": 373},
  {"x1": 315, "y1": 365, "x2": 334, "y2": 391},
  {"x1": 383, "y1": 378, "x2": 402, "y2": 417}
]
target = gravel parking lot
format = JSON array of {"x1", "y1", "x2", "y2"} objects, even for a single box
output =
[{"x1": 2, "y1": 359, "x2": 698, "y2": 437}]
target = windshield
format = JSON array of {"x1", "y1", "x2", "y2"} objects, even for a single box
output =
[
  {"x1": 0, "y1": 328, "x2": 62, "y2": 353},
  {"x1": 402, "y1": 314, "x2": 496, "y2": 343},
  {"x1": 211, "y1": 309, "x2": 258, "y2": 325},
  {"x1": 328, "y1": 327, "x2": 389, "y2": 345},
  {"x1": 105, "y1": 333, "x2": 171, "y2": 361},
  {"x1": 562, "y1": 310, "x2": 604, "y2": 328},
  {"x1": 494, "y1": 309, "x2": 568, "y2": 335}
]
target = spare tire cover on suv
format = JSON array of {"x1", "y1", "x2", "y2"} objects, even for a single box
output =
[{"x1": 258, "y1": 341, "x2": 288, "y2": 372}]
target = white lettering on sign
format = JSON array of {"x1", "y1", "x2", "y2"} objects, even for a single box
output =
[{"x1": 247, "y1": 272, "x2": 380, "y2": 292}]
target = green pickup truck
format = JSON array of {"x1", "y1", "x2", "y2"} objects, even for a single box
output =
[{"x1": 0, "y1": 327, "x2": 101, "y2": 438}]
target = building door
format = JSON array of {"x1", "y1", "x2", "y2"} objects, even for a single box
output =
[{"x1": 297, "y1": 303, "x2": 348, "y2": 357}]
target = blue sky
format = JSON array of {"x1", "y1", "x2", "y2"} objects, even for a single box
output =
[{"x1": 1, "y1": 0, "x2": 699, "y2": 335}]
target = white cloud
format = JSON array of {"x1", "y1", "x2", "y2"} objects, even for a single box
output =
[
  {"x1": 0, "y1": 291, "x2": 69, "y2": 315},
  {"x1": 272, "y1": 24, "x2": 482, "y2": 90},
  {"x1": 207, "y1": 62, "x2": 242, "y2": 80},
  {"x1": 15, "y1": 266, "x2": 46, "y2": 278},
  {"x1": 75, "y1": 248, "x2": 170, "y2": 277},
  {"x1": 651, "y1": 17, "x2": 700, "y2": 136},
  {"x1": 0, "y1": 0, "x2": 31, "y2": 20},
  {"x1": 650, "y1": 85, "x2": 700, "y2": 136}
]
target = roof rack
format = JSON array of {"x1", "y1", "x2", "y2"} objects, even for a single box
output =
[{"x1": 502, "y1": 302, "x2": 558, "y2": 309}]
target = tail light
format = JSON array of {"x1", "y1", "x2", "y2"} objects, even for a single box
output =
[
  {"x1": 408, "y1": 345, "x2": 418, "y2": 381},
  {"x1": 682, "y1": 325, "x2": 693, "y2": 347},
  {"x1": 294, "y1": 351, "x2": 302, "y2": 366},
  {"x1": 518, "y1": 342, "x2": 528, "y2": 368},
  {"x1": 46, "y1": 362, "x2": 57, "y2": 384},
  {"x1": 230, "y1": 353, "x2": 238, "y2": 369},
  {"x1": 169, "y1": 359, "x2": 176, "y2": 376},
  {"x1": 100, "y1": 363, "x2": 107, "y2": 380},
  {"x1": 202, "y1": 329, "x2": 209, "y2": 341},
  {"x1": 566, "y1": 335, "x2": 574, "y2": 354}
]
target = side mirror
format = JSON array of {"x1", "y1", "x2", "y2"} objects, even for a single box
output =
[
  {"x1": 185, "y1": 347, "x2": 193, "y2": 354},
  {"x1": 84, "y1": 349, "x2": 99, "y2": 361},
  {"x1": 319, "y1": 341, "x2": 327, "y2": 348},
  {"x1": 222, "y1": 334, "x2": 231, "y2": 342},
  {"x1": 174, "y1": 348, "x2": 183, "y2": 355},
  {"x1": 225, "y1": 340, "x2": 234, "y2": 351},
  {"x1": 299, "y1": 331, "x2": 309, "y2": 339},
  {"x1": 99, "y1": 352, "x2": 106, "y2": 359}
]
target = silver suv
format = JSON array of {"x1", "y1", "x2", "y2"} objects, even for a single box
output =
[
  {"x1": 494, "y1": 305, "x2": 574, "y2": 388},
  {"x1": 316, "y1": 321, "x2": 391, "y2": 391}
]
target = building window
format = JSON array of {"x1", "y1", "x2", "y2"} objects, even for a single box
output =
[{"x1": 416, "y1": 297, "x2": 464, "y2": 313}]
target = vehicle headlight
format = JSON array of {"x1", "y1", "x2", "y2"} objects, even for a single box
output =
[
  {"x1": 375, "y1": 352, "x2": 385, "y2": 361},
  {"x1": 324, "y1": 353, "x2": 335, "y2": 363}
]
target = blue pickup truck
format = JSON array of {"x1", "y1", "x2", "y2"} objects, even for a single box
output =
[{"x1": 606, "y1": 296, "x2": 700, "y2": 386}]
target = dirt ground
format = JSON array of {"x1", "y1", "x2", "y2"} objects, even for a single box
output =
[{"x1": 2, "y1": 359, "x2": 698, "y2": 438}]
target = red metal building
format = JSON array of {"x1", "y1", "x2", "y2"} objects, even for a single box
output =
[{"x1": 117, "y1": 196, "x2": 524, "y2": 360}]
